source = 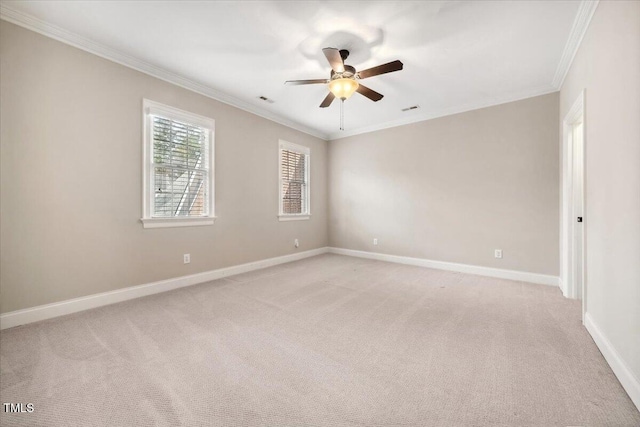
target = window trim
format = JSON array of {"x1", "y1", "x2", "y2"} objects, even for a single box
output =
[
  {"x1": 278, "y1": 140, "x2": 311, "y2": 221},
  {"x1": 141, "y1": 99, "x2": 216, "y2": 229}
]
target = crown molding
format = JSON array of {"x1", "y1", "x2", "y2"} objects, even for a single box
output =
[
  {"x1": 551, "y1": 0, "x2": 600, "y2": 90},
  {"x1": 1, "y1": 2, "x2": 592, "y2": 143},
  {"x1": 0, "y1": 4, "x2": 330, "y2": 141},
  {"x1": 329, "y1": 85, "x2": 559, "y2": 141},
  {"x1": 331, "y1": 0, "x2": 599, "y2": 141}
]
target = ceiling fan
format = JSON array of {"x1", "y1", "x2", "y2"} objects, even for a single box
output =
[{"x1": 285, "y1": 48, "x2": 404, "y2": 108}]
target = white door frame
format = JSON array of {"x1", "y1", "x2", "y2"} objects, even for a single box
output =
[{"x1": 561, "y1": 90, "x2": 586, "y2": 317}]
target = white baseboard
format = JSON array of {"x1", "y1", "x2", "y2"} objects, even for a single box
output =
[
  {"x1": 0, "y1": 247, "x2": 329, "y2": 330},
  {"x1": 328, "y1": 247, "x2": 559, "y2": 287},
  {"x1": 584, "y1": 313, "x2": 640, "y2": 411},
  {"x1": 0, "y1": 246, "x2": 560, "y2": 330},
  {"x1": 559, "y1": 278, "x2": 568, "y2": 297}
]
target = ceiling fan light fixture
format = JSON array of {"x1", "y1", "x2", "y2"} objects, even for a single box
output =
[{"x1": 329, "y1": 78, "x2": 359, "y2": 100}]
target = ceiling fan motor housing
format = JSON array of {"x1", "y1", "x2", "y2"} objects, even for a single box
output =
[{"x1": 330, "y1": 65, "x2": 356, "y2": 80}]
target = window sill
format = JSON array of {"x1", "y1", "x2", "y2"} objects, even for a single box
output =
[
  {"x1": 278, "y1": 215, "x2": 310, "y2": 222},
  {"x1": 141, "y1": 217, "x2": 216, "y2": 229}
]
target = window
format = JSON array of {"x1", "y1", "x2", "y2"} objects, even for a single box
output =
[
  {"x1": 141, "y1": 100, "x2": 215, "y2": 228},
  {"x1": 279, "y1": 140, "x2": 310, "y2": 221}
]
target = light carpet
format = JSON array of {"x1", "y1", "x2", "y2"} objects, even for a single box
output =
[{"x1": 1, "y1": 254, "x2": 639, "y2": 426}]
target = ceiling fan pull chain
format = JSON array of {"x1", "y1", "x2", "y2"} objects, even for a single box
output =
[{"x1": 340, "y1": 99, "x2": 344, "y2": 131}]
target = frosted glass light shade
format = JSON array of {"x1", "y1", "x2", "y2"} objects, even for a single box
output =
[{"x1": 329, "y1": 78, "x2": 359, "y2": 100}]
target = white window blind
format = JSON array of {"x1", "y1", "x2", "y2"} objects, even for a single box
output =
[
  {"x1": 142, "y1": 100, "x2": 215, "y2": 228},
  {"x1": 152, "y1": 116, "x2": 209, "y2": 217},
  {"x1": 279, "y1": 140, "x2": 310, "y2": 220}
]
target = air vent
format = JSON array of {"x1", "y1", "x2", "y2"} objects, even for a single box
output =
[
  {"x1": 258, "y1": 96, "x2": 275, "y2": 104},
  {"x1": 401, "y1": 105, "x2": 420, "y2": 112}
]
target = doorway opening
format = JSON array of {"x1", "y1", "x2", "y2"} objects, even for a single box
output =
[{"x1": 561, "y1": 90, "x2": 586, "y2": 321}]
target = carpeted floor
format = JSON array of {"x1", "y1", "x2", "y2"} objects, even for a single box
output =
[{"x1": 1, "y1": 254, "x2": 639, "y2": 426}]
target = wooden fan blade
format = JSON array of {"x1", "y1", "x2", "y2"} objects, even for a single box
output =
[
  {"x1": 322, "y1": 48, "x2": 345, "y2": 73},
  {"x1": 319, "y1": 92, "x2": 335, "y2": 108},
  {"x1": 357, "y1": 60, "x2": 403, "y2": 79},
  {"x1": 356, "y1": 84, "x2": 384, "y2": 102},
  {"x1": 285, "y1": 79, "x2": 329, "y2": 85}
]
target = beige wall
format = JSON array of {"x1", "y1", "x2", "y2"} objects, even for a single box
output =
[
  {"x1": 0, "y1": 22, "x2": 328, "y2": 313},
  {"x1": 329, "y1": 93, "x2": 559, "y2": 275},
  {"x1": 560, "y1": 1, "x2": 640, "y2": 384}
]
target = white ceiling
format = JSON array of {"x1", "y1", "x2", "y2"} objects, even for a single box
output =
[{"x1": 2, "y1": 1, "x2": 586, "y2": 140}]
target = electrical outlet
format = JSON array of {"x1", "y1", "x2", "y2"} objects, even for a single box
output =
[
  {"x1": 294, "y1": 239, "x2": 299, "y2": 248},
  {"x1": 183, "y1": 254, "x2": 190, "y2": 264},
  {"x1": 494, "y1": 249, "x2": 502, "y2": 259},
  {"x1": 373, "y1": 238, "x2": 378, "y2": 245}
]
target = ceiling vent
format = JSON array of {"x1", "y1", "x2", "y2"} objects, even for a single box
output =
[
  {"x1": 401, "y1": 105, "x2": 420, "y2": 112},
  {"x1": 258, "y1": 96, "x2": 274, "y2": 104}
]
